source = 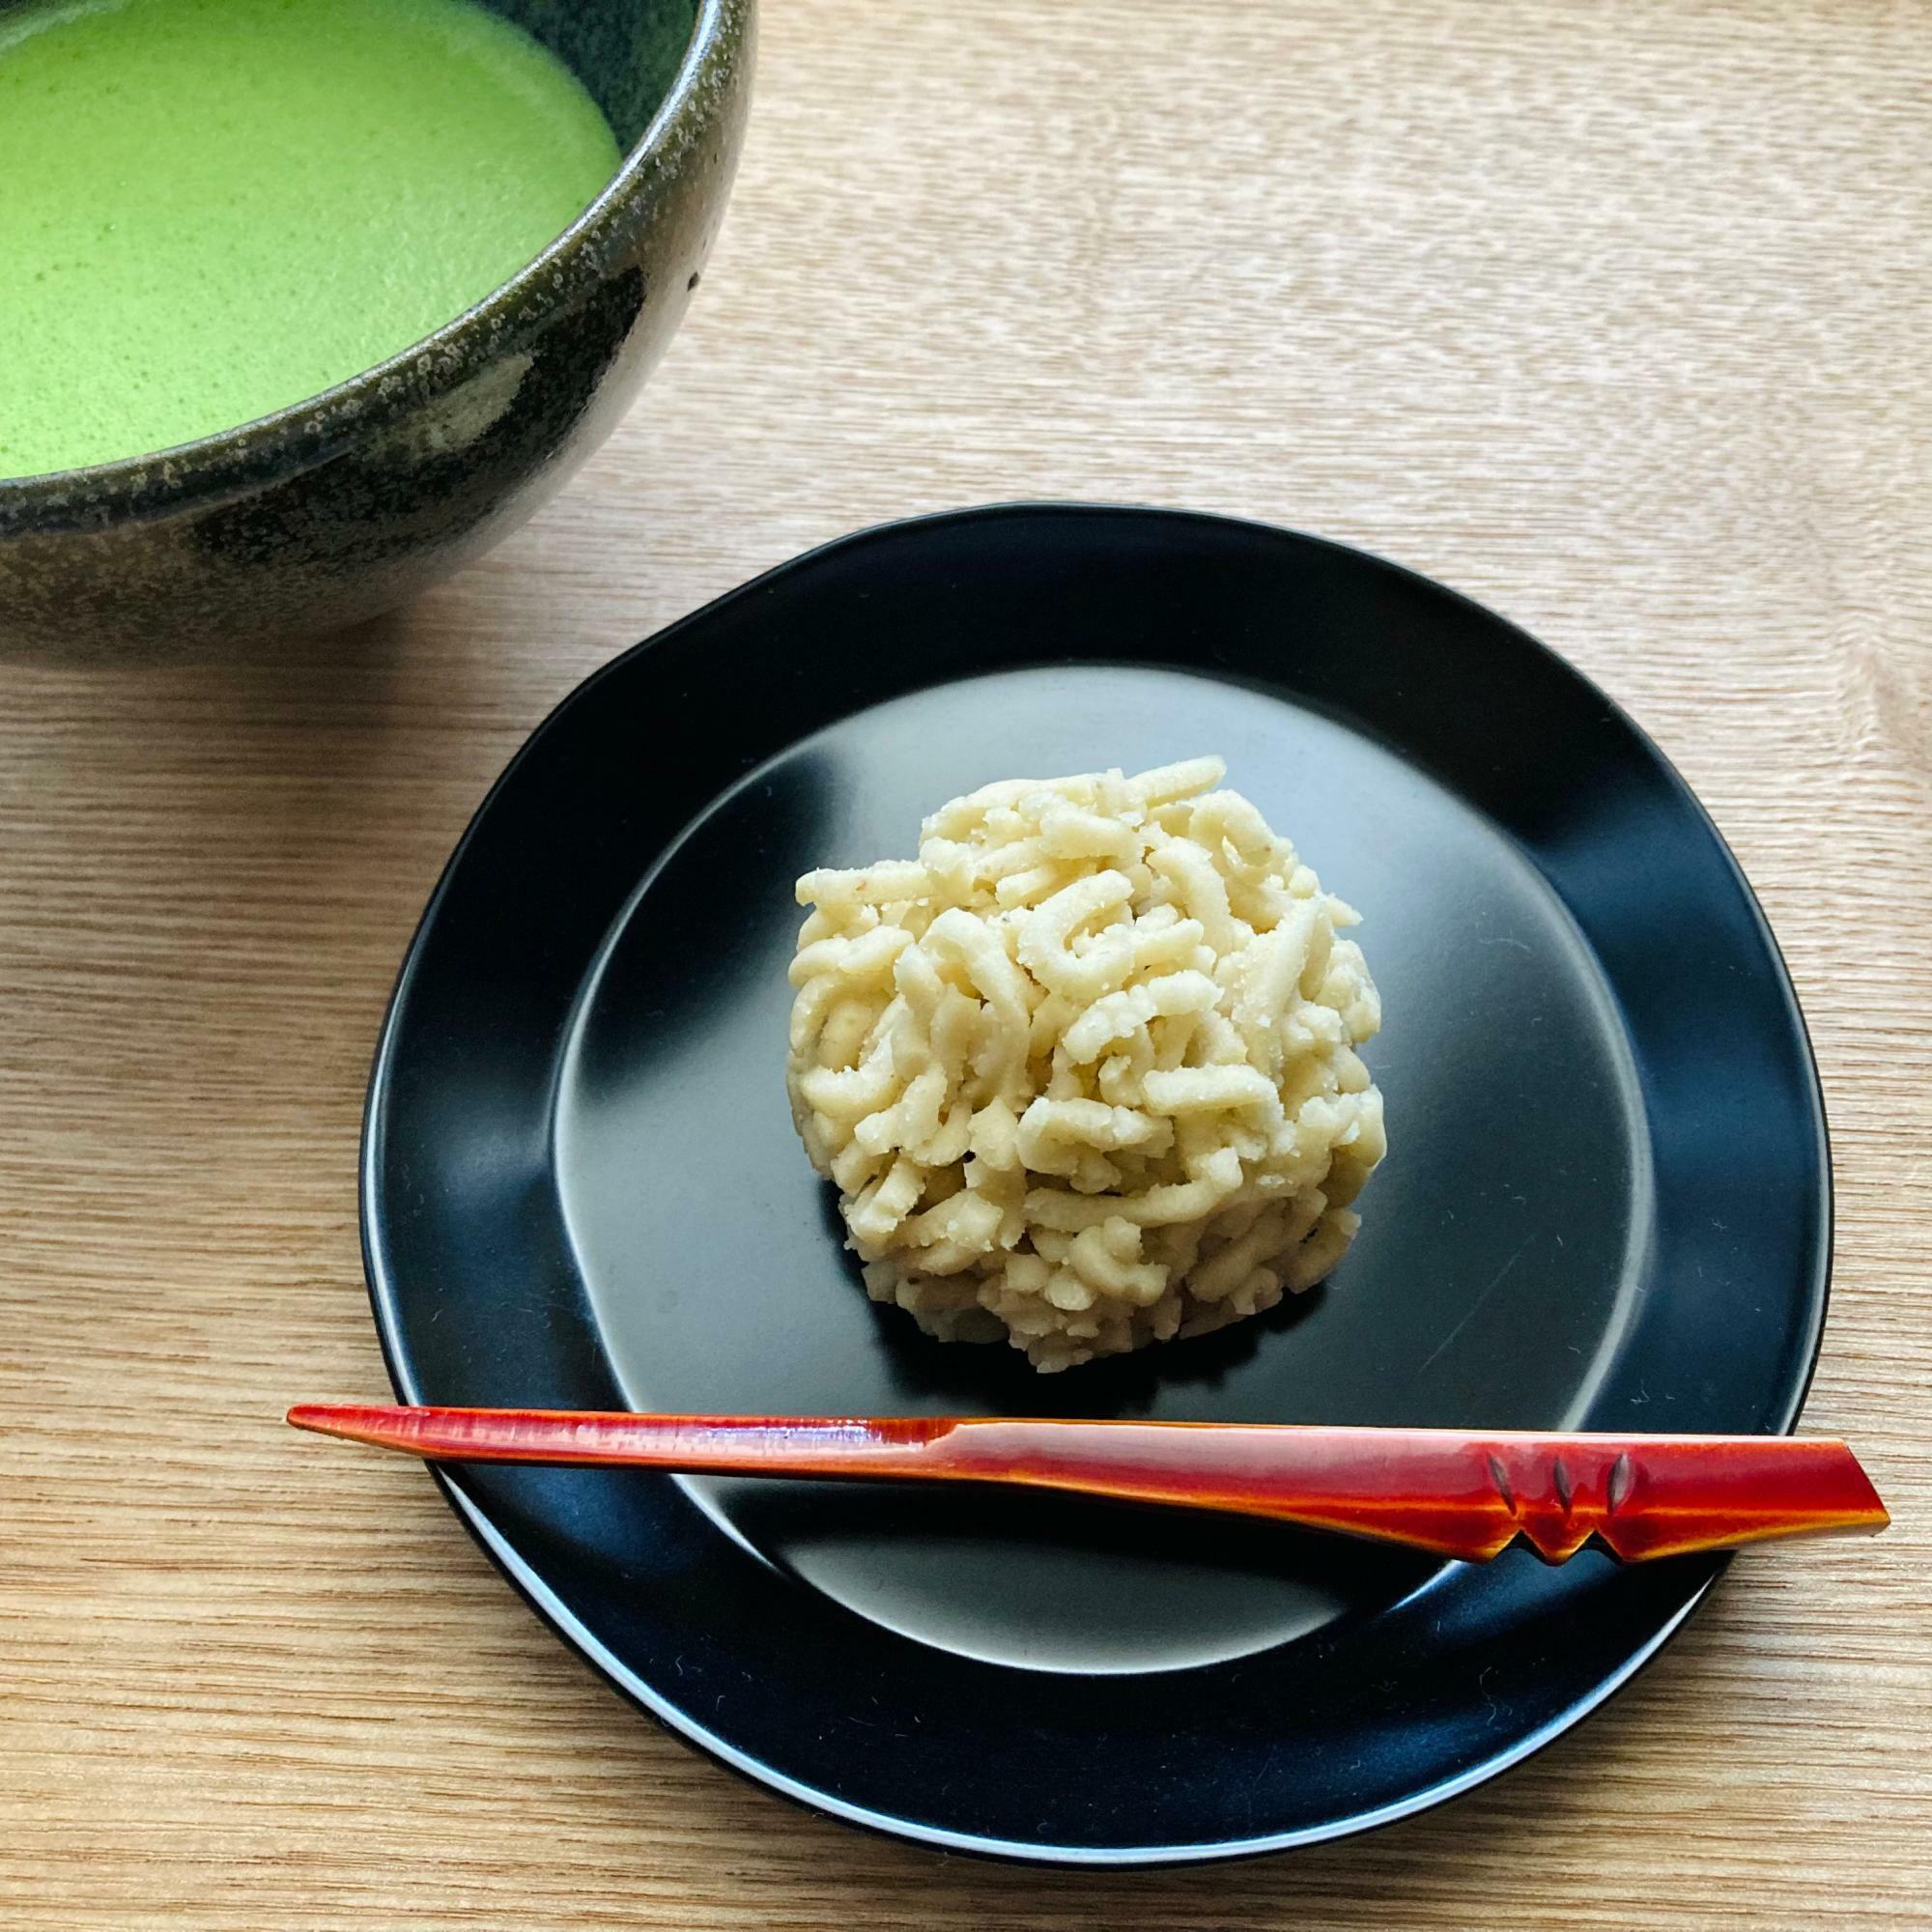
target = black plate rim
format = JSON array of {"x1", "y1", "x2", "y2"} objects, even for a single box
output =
[
  {"x1": 416, "y1": 1462, "x2": 1718, "y2": 1865},
  {"x1": 357, "y1": 501, "x2": 1833, "y2": 1863}
]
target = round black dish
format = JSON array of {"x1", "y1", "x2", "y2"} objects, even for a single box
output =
[{"x1": 362, "y1": 505, "x2": 1830, "y2": 1861}]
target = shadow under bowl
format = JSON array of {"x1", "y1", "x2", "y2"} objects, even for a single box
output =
[{"x1": 0, "y1": 0, "x2": 753, "y2": 661}]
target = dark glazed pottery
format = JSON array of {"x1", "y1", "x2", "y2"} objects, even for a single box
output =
[{"x1": 0, "y1": 0, "x2": 753, "y2": 658}]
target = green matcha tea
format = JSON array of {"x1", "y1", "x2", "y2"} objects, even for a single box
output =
[{"x1": 0, "y1": 0, "x2": 622, "y2": 478}]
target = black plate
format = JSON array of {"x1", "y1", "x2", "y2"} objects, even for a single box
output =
[{"x1": 363, "y1": 505, "x2": 1829, "y2": 1861}]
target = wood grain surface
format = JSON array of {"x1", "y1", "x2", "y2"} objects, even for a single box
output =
[{"x1": 3, "y1": 1, "x2": 1928, "y2": 1925}]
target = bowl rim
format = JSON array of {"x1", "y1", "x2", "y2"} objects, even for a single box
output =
[{"x1": 0, "y1": 0, "x2": 732, "y2": 537}]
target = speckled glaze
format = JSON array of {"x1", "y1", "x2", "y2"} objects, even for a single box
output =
[{"x1": 0, "y1": 0, "x2": 753, "y2": 658}]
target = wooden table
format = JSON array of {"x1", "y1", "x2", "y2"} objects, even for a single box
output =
[{"x1": 5, "y1": 1, "x2": 1928, "y2": 1924}]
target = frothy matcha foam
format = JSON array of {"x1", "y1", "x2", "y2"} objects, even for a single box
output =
[{"x1": 0, "y1": 0, "x2": 622, "y2": 478}]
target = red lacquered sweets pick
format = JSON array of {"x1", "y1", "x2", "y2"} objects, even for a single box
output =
[{"x1": 287, "y1": 1406, "x2": 1889, "y2": 1563}]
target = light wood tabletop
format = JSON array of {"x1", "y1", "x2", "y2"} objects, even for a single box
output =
[{"x1": 4, "y1": 1, "x2": 1928, "y2": 1925}]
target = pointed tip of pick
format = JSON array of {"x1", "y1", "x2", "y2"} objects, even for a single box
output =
[{"x1": 286, "y1": 1402, "x2": 384, "y2": 1442}]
